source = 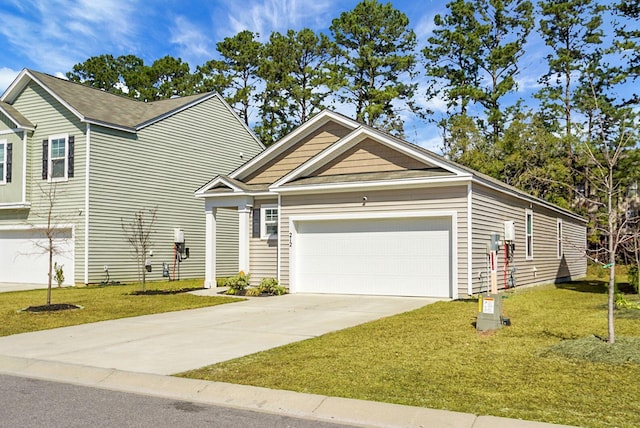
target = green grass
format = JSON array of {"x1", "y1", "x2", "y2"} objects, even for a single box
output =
[
  {"x1": 0, "y1": 279, "x2": 239, "y2": 337},
  {"x1": 179, "y1": 280, "x2": 640, "y2": 428}
]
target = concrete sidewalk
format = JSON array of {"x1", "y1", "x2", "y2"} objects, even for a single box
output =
[{"x1": 0, "y1": 292, "x2": 577, "y2": 427}]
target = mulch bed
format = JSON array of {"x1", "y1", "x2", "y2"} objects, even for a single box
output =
[
  {"x1": 129, "y1": 287, "x2": 202, "y2": 295},
  {"x1": 22, "y1": 303, "x2": 83, "y2": 313}
]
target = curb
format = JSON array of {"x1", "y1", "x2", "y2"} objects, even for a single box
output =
[{"x1": 0, "y1": 355, "x2": 576, "y2": 428}]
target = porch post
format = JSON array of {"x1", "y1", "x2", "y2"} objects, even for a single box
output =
[
  {"x1": 238, "y1": 206, "x2": 250, "y2": 273},
  {"x1": 204, "y1": 208, "x2": 217, "y2": 288}
]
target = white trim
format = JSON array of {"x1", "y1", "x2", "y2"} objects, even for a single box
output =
[
  {"x1": 47, "y1": 133, "x2": 69, "y2": 182},
  {"x1": 204, "y1": 208, "x2": 217, "y2": 288},
  {"x1": 525, "y1": 209, "x2": 534, "y2": 260},
  {"x1": 288, "y1": 210, "x2": 458, "y2": 299},
  {"x1": 21, "y1": 130, "x2": 27, "y2": 203},
  {"x1": 195, "y1": 175, "x2": 246, "y2": 197},
  {"x1": 557, "y1": 218, "x2": 563, "y2": 259},
  {"x1": 238, "y1": 207, "x2": 251, "y2": 272},
  {"x1": 84, "y1": 123, "x2": 91, "y2": 284},
  {"x1": 0, "y1": 223, "x2": 75, "y2": 231},
  {"x1": 0, "y1": 139, "x2": 6, "y2": 185},
  {"x1": 277, "y1": 194, "x2": 281, "y2": 282},
  {"x1": 82, "y1": 118, "x2": 135, "y2": 134},
  {"x1": 230, "y1": 110, "x2": 357, "y2": 180},
  {"x1": 204, "y1": 195, "x2": 253, "y2": 210},
  {"x1": 273, "y1": 175, "x2": 472, "y2": 194},
  {"x1": 467, "y1": 182, "x2": 473, "y2": 296},
  {"x1": 0, "y1": 128, "x2": 32, "y2": 135},
  {"x1": 260, "y1": 204, "x2": 278, "y2": 240}
]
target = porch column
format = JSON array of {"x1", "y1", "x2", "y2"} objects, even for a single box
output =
[
  {"x1": 204, "y1": 208, "x2": 217, "y2": 288},
  {"x1": 238, "y1": 206, "x2": 250, "y2": 273}
]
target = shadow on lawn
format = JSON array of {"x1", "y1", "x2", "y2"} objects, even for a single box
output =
[{"x1": 556, "y1": 279, "x2": 637, "y2": 294}]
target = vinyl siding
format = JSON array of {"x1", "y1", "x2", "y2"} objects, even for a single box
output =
[
  {"x1": 0, "y1": 82, "x2": 86, "y2": 283},
  {"x1": 87, "y1": 96, "x2": 260, "y2": 283},
  {"x1": 314, "y1": 138, "x2": 433, "y2": 176},
  {"x1": 249, "y1": 199, "x2": 278, "y2": 285},
  {"x1": 243, "y1": 122, "x2": 352, "y2": 184},
  {"x1": 470, "y1": 183, "x2": 586, "y2": 294},
  {"x1": 279, "y1": 185, "x2": 468, "y2": 295}
]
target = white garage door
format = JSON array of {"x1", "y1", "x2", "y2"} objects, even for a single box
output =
[
  {"x1": 0, "y1": 228, "x2": 75, "y2": 285},
  {"x1": 293, "y1": 216, "x2": 451, "y2": 297}
]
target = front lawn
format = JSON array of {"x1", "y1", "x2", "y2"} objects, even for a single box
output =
[
  {"x1": 0, "y1": 279, "x2": 239, "y2": 337},
  {"x1": 179, "y1": 281, "x2": 640, "y2": 428}
]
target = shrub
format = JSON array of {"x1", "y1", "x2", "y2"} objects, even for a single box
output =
[
  {"x1": 224, "y1": 271, "x2": 250, "y2": 295},
  {"x1": 245, "y1": 287, "x2": 262, "y2": 296},
  {"x1": 627, "y1": 265, "x2": 639, "y2": 293},
  {"x1": 54, "y1": 262, "x2": 64, "y2": 288},
  {"x1": 259, "y1": 277, "x2": 287, "y2": 295}
]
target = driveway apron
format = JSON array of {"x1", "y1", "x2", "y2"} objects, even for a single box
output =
[{"x1": 0, "y1": 294, "x2": 437, "y2": 375}]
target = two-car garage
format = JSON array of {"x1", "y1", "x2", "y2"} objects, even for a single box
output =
[{"x1": 290, "y1": 215, "x2": 453, "y2": 298}]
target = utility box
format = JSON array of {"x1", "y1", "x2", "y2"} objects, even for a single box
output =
[
  {"x1": 476, "y1": 294, "x2": 503, "y2": 331},
  {"x1": 504, "y1": 220, "x2": 515, "y2": 241},
  {"x1": 490, "y1": 232, "x2": 501, "y2": 252}
]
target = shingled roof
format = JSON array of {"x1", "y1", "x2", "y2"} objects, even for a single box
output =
[
  {"x1": 1, "y1": 69, "x2": 215, "y2": 132},
  {"x1": 0, "y1": 100, "x2": 35, "y2": 130}
]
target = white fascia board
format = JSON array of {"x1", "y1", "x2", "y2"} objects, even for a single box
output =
[
  {"x1": 272, "y1": 175, "x2": 472, "y2": 195},
  {"x1": 83, "y1": 118, "x2": 136, "y2": 134},
  {"x1": 0, "y1": 69, "x2": 29, "y2": 103},
  {"x1": 470, "y1": 177, "x2": 586, "y2": 223},
  {"x1": 230, "y1": 110, "x2": 358, "y2": 180},
  {"x1": 195, "y1": 176, "x2": 243, "y2": 197},
  {"x1": 0, "y1": 222, "x2": 74, "y2": 231}
]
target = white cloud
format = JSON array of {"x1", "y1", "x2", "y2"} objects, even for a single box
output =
[
  {"x1": 170, "y1": 16, "x2": 214, "y2": 65},
  {"x1": 0, "y1": 0, "x2": 139, "y2": 74},
  {"x1": 0, "y1": 67, "x2": 21, "y2": 93},
  {"x1": 219, "y1": 0, "x2": 335, "y2": 40}
]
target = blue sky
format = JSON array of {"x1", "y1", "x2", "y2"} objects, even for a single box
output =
[{"x1": 0, "y1": 0, "x2": 627, "y2": 151}]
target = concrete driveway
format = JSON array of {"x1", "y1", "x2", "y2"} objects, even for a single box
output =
[{"x1": 0, "y1": 293, "x2": 437, "y2": 375}]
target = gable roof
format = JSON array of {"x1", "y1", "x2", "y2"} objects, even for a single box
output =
[
  {"x1": 0, "y1": 100, "x2": 35, "y2": 130},
  {"x1": 0, "y1": 69, "x2": 219, "y2": 133}
]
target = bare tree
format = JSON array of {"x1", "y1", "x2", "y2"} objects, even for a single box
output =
[
  {"x1": 121, "y1": 208, "x2": 157, "y2": 291},
  {"x1": 580, "y1": 81, "x2": 640, "y2": 344}
]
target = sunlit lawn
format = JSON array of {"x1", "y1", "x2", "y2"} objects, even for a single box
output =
[
  {"x1": 0, "y1": 279, "x2": 239, "y2": 337},
  {"x1": 179, "y1": 280, "x2": 640, "y2": 428}
]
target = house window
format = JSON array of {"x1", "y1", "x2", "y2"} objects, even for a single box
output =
[
  {"x1": 43, "y1": 134, "x2": 74, "y2": 181},
  {"x1": 557, "y1": 219, "x2": 563, "y2": 259},
  {"x1": 525, "y1": 209, "x2": 533, "y2": 260},
  {"x1": 50, "y1": 135, "x2": 67, "y2": 180},
  {"x1": 0, "y1": 141, "x2": 5, "y2": 184},
  {"x1": 261, "y1": 205, "x2": 278, "y2": 239}
]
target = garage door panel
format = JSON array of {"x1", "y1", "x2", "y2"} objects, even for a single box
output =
[
  {"x1": 294, "y1": 217, "x2": 451, "y2": 297},
  {"x1": 0, "y1": 229, "x2": 75, "y2": 285}
]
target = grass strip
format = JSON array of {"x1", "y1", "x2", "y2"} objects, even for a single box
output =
[
  {"x1": 0, "y1": 279, "x2": 239, "y2": 337},
  {"x1": 179, "y1": 281, "x2": 640, "y2": 428}
]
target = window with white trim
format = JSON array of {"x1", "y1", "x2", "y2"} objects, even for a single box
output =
[
  {"x1": 43, "y1": 134, "x2": 74, "y2": 181},
  {"x1": 525, "y1": 209, "x2": 533, "y2": 259},
  {"x1": 0, "y1": 141, "x2": 5, "y2": 184},
  {"x1": 261, "y1": 205, "x2": 278, "y2": 239},
  {"x1": 557, "y1": 219, "x2": 563, "y2": 259}
]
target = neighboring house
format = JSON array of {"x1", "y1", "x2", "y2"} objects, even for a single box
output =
[
  {"x1": 196, "y1": 110, "x2": 587, "y2": 298},
  {"x1": 0, "y1": 69, "x2": 263, "y2": 287}
]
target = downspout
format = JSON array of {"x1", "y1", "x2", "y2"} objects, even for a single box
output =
[
  {"x1": 84, "y1": 123, "x2": 91, "y2": 284},
  {"x1": 21, "y1": 129, "x2": 27, "y2": 204},
  {"x1": 467, "y1": 182, "x2": 473, "y2": 295}
]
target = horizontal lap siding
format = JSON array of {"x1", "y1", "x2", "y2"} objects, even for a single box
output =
[
  {"x1": 471, "y1": 184, "x2": 586, "y2": 293},
  {"x1": 280, "y1": 185, "x2": 468, "y2": 296},
  {"x1": 88, "y1": 97, "x2": 260, "y2": 283},
  {"x1": 244, "y1": 123, "x2": 352, "y2": 184},
  {"x1": 1, "y1": 83, "x2": 86, "y2": 283},
  {"x1": 249, "y1": 200, "x2": 278, "y2": 285},
  {"x1": 0, "y1": 121, "x2": 24, "y2": 203},
  {"x1": 315, "y1": 138, "x2": 431, "y2": 176}
]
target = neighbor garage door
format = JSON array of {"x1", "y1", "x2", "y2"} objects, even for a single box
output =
[
  {"x1": 292, "y1": 216, "x2": 451, "y2": 297},
  {"x1": 0, "y1": 228, "x2": 75, "y2": 285}
]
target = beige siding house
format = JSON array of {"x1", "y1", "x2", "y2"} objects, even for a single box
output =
[
  {"x1": 197, "y1": 110, "x2": 587, "y2": 298},
  {"x1": 0, "y1": 69, "x2": 263, "y2": 287}
]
